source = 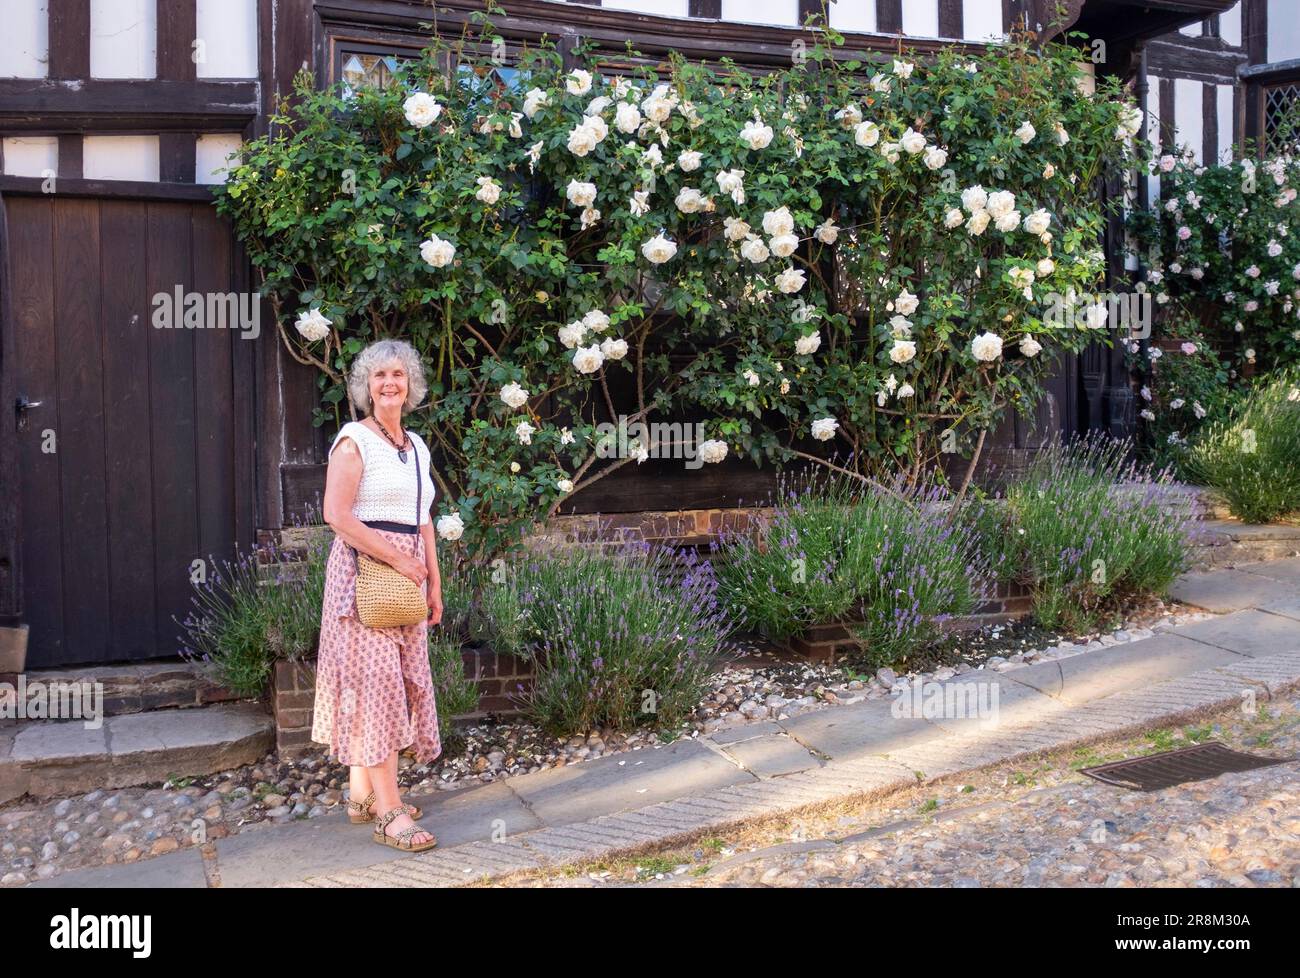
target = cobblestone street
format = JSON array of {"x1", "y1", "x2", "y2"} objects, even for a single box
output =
[{"x1": 506, "y1": 699, "x2": 1300, "y2": 888}]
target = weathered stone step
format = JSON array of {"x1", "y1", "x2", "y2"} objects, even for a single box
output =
[
  {"x1": 5, "y1": 661, "x2": 243, "y2": 719},
  {"x1": 1188, "y1": 520, "x2": 1300, "y2": 570},
  {"x1": 0, "y1": 702, "x2": 273, "y2": 805}
]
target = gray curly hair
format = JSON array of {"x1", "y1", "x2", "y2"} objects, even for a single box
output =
[{"x1": 348, "y1": 339, "x2": 428, "y2": 416}]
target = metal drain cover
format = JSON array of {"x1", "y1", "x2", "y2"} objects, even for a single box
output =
[{"x1": 1080, "y1": 742, "x2": 1294, "y2": 792}]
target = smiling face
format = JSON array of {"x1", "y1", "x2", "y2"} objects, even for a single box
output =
[{"x1": 367, "y1": 358, "x2": 409, "y2": 416}]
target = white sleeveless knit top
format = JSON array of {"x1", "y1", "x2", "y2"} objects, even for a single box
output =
[{"x1": 330, "y1": 421, "x2": 436, "y2": 525}]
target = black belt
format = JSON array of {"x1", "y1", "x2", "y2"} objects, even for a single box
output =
[{"x1": 362, "y1": 519, "x2": 420, "y2": 535}]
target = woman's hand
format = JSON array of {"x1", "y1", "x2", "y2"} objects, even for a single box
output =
[
  {"x1": 393, "y1": 554, "x2": 428, "y2": 586},
  {"x1": 426, "y1": 579, "x2": 443, "y2": 625}
]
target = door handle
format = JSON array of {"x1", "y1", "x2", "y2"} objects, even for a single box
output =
[{"x1": 15, "y1": 395, "x2": 43, "y2": 431}]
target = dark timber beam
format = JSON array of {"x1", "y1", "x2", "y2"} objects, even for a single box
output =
[{"x1": 0, "y1": 79, "x2": 260, "y2": 133}]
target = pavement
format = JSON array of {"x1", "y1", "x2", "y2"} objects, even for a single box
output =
[{"x1": 27, "y1": 555, "x2": 1300, "y2": 889}]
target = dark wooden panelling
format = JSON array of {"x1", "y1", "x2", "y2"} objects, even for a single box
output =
[
  {"x1": 146, "y1": 204, "x2": 199, "y2": 655},
  {"x1": 0, "y1": 197, "x2": 18, "y2": 620},
  {"x1": 191, "y1": 205, "x2": 239, "y2": 569},
  {"x1": 159, "y1": 133, "x2": 197, "y2": 184},
  {"x1": 0, "y1": 79, "x2": 259, "y2": 132},
  {"x1": 57, "y1": 135, "x2": 82, "y2": 180},
  {"x1": 99, "y1": 200, "x2": 157, "y2": 658},
  {"x1": 1203, "y1": 80, "x2": 1218, "y2": 163},
  {"x1": 48, "y1": 0, "x2": 90, "y2": 80},
  {"x1": 876, "y1": 0, "x2": 902, "y2": 34},
  {"x1": 8, "y1": 199, "x2": 64, "y2": 660},
  {"x1": 158, "y1": 0, "x2": 200, "y2": 82},
  {"x1": 939, "y1": 0, "x2": 964, "y2": 38},
  {"x1": 690, "y1": 0, "x2": 721, "y2": 17},
  {"x1": 0, "y1": 177, "x2": 216, "y2": 202},
  {"x1": 1159, "y1": 76, "x2": 1176, "y2": 152},
  {"x1": 52, "y1": 199, "x2": 111, "y2": 662}
]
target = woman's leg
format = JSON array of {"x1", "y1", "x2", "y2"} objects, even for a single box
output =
[
  {"x1": 368, "y1": 750, "x2": 434, "y2": 845},
  {"x1": 349, "y1": 766, "x2": 373, "y2": 809}
]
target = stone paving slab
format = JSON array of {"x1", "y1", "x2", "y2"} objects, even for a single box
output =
[
  {"x1": 504, "y1": 736, "x2": 752, "y2": 826},
  {"x1": 1170, "y1": 568, "x2": 1300, "y2": 614},
  {"x1": 1169, "y1": 609, "x2": 1300, "y2": 657},
  {"x1": 777, "y1": 697, "x2": 941, "y2": 760},
  {"x1": 716, "y1": 732, "x2": 823, "y2": 778},
  {"x1": 1000, "y1": 634, "x2": 1242, "y2": 705},
  {"x1": 1236, "y1": 556, "x2": 1300, "y2": 583}
]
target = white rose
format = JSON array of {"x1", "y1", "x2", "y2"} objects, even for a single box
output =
[
  {"x1": 1024, "y1": 208, "x2": 1052, "y2": 235},
  {"x1": 566, "y1": 122, "x2": 599, "y2": 157},
  {"x1": 403, "y1": 92, "x2": 443, "y2": 128},
  {"x1": 900, "y1": 127, "x2": 926, "y2": 155},
  {"x1": 420, "y1": 234, "x2": 456, "y2": 268},
  {"x1": 923, "y1": 145, "x2": 948, "y2": 170},
  {"x1": 944, "y1": 207, "x2": 964, "y2": 229},
  {"x1": 811, "y1": 417, "x2": 839, "y2": 441},
  {"x1": 814, "y1": 219, "x2": 839, "y2": 244},
  {"x1": 698, "y1": 439, "x2": 728, "y2": 464},
  {"x1": 500, "y1": 381, "x2": 530, "y2": 408},
  {"x1": 641, "y1": 233, "x2": 678, "y2": 264},
  {"x1": 894, "y1": 288, "x2": 919, "y2": 316},
  {"x1": 739, "y1": 119, "x2": 774, "y2": 150},
  {"x1": 566, "y1": 69, "x2": 593, "y2": 96},
  {"x1": 762, "y1": 206, "x2": 796, "y2": 237},
  {"x1": 678, "y1": 150, "x2": 703, "y2": 172},
  {"x1": 629, "y1": 189, "x2": 650, "y2": 217},
  {"x1": 854, "y1": 121, "x2": 881, "y2": 148},
  {"x1": 1036, "y1": 258, "x2": 1055, "y2": 277},
  {"x1": 995, "y1": 210, "x2": 1021, "y2": 233},
  {"x1": 890, "y1": 340, "x2": 917, "y2": 364},
  {"x1": 436, "y1": 512, "x2": 465, "y2": 541},
  {"x1": 986, "y1": 190, "x2": 1017, "y2": 219},
  {"x1": 961, "y1": 185, "x2": 988, "y2": 213},
  {"x1": 515, "y1": 420, "x2": 536, "y2": 445},
  {"x1": 770, "y1": 233, "x2": 799, "y2": 258},
  {"x1": 893, "y1": 59, "x2": 914, "y2": 78},
  {"x1": 795, "y1": 331, "x2": 821, "y2": 355},
  {"x1": 835, "y1": 104, "x2": 863, "y2": 128},
  {"x1": 1014, "y1": 120, "x2": 1036, "y2": 144},
  {"x1": 724, "y1": 216, "x2": 752, "y2": 242},
  {"x1": 294, "y1": 308, "x2": 331, "y2": 342},
  {"x1": 775, "y1": 267, "x2": 806, "y2": 293},
  {"x1": 600, "y1": 337, "x2": 628, "y2": 360},
  {"x1": 897, "y1": 383, "x2": 915, "y2": 398},
  {"x1": 716, "y1": 168, "x2": 746, "y2": 204},
  {"x1": 583, "y1": 309, "x2": 611, "y2": 333},
  {"x1": 615, "y1": 101, "x2": 642, "y2": 134},
  {"x1": 1053, "y1": 121, "x2": 1070, "y2": 145},
  {"x1": 475, "y1": 176, "x2": 501, "y2": 205},
  {"x1": 522, "y1": 88, "x2": 550, "y2": 119},
  {"x1": 971, "y1": 331, "x2": 1003, "y2": 362},
  {"x1": 740, "y1": 236, "x2": 770, "y2": 264},
  {"x1": 966, "y1": 210, "x2": 990, "y2": 236},
  {"x1": 558, "y1": 321, "x2": 586, "y2": 349},
  {"x1": 675, "y1": 187, "x2": 708, "y2": 214},
  {"x1": 572, "y1": 343, "x2": 605, "y2": 374},
  {"x1": 1019, "y1": 335, "x2": 1042, "y2": 357}
]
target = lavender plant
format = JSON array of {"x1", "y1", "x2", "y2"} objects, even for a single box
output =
[
  {"x1": 487, "y1": 537, "x2": 731, "y2": 736},
  {"x1": 712, "y1": 470, "x2": 986, "y2": 668},
  {"x1": 1003, "y1": 434, "x2": 1193, "y2": 631}
]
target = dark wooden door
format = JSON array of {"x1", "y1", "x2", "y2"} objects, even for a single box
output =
[{"x1": 1, "y1": 194, "x2": 254, "y2": 667}]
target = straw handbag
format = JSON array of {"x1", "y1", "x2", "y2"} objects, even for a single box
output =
[{"x1": 351, "y1": 434, "x2": 428, "y2": 628}]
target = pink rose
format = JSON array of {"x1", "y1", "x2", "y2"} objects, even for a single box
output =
[
  {"x1": 1181, "y1": 342, "x2": 1197, "y2": 355},
  {"x1": 1177, "y1": 226, "x2": 1191, "y2": 240}
]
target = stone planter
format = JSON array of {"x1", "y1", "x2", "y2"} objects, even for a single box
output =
[{"x1": 768, "y1": 579, "x2": 1034, "y2": 665}]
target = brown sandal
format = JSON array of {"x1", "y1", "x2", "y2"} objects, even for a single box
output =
[
  {"x1": 346, "y1": 790, "x2": 423, "y2": 824},
  {"x1": 373, "y1": 806, "x2": 438, "y2": 852}
]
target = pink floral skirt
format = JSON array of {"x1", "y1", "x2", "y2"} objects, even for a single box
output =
[{"x1": 310, "y1": 531, "x2": 442, "y2": 769}]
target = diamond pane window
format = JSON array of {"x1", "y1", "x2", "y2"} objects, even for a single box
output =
[
  {"x1": 1263, "y1": 82, "x2": 1299, "y2": 157},
  {"x1": 341, "y1": 53, "x2": 402, "y2": 97}
]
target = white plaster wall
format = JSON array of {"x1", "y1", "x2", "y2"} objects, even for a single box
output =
[
  {"x1": 902, "y1": 0, "x2": 939, "y2": 38},
  {"x1": 2, "y1": 136, "x2": 58, "y2": 177},
  {"x1": 962, "y1": 0, "x2": 1003, "y2": 42},
  {"x1": 0, "y1": 0, "x2": 48, "y2": 78},
  {"x1": 1174, "y1": 77, "x2": 1203, "y2": 162},
  {"x1": 196, "y1": 0, "x2": 259, "y2": 79},
  {"x1": 83, "y1": 135, "x2": 160, "y2": 181},
  {"x1": 828, "y1": 1, "x2": 876, "y2": 34},
  {"x1": 720, "y1": 0, "x2": 799, "y2": 28},
  {"x1": 1217, "y1": 83, "x2": 1235, "y2": 163},
  {"x1": 603, "y1": 0, "x2": 690, "y2": 15},
  {"x1": 90, "y1": 0, "x2": 156, "y2": 79},
  {"x1": 196, "y1": 134, "x2": 243, "y2": 184}
]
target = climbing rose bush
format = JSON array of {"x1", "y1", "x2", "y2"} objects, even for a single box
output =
[
  {"x1": 1134, "y1": 148, "x2": 1300, "y2": 373},
  {"x1": 216, "y1": 18, "x2": 1145, "y2": 559}
]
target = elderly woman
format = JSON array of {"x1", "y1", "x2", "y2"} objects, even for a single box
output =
[{"x1": 311, "y1": 338, "x2": 443, "y2": 852}]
